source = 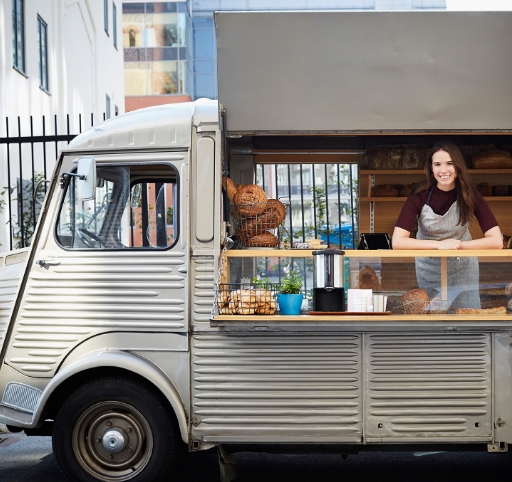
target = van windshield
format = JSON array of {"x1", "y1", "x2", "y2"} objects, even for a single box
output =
[{"x1": 56, "y1": 164, "x2": 178, "y2": 250}]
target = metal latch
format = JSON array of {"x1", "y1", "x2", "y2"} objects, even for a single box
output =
[
  {"x1": 488, "y1": 442, "x2": 508, "y2": 453},
  {"x1": 495, "y1": 417, "x2": 506, "y2": 428}
]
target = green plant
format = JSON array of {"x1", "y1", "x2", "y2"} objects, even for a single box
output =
[
  {"x1": 279, "y1": 270, "x2": 303, "y2": 294},
  {"x1": 252, "y1": 276, "x2": 272, "y2": 288},
  {"x1": 4, "y1": 173, "x2": 46, "y2": 249}
]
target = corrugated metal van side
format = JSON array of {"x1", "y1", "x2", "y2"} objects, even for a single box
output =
[
  {"x1": 191, "y1": 333, "x2": 362, "y2": 443},
  {"x1": 365, "y1": 333, "x2": 492, "y2": 442}
]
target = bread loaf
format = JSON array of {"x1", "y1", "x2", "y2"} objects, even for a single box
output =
[
  {"x1": 400, "y1": 288, "x2": 429, "y2": 314},
  {"x1": 233, "y1": 184, "x2": 268, "y2": 216},
  {"x1": 364, "y1": 145, "x2": 427, "y2": 170},
  {"x1": 472, "y1": 150, "x2": 512, "y2": 169},
  {"x1": 455, "y1": 307, "x2": 506, "y2": 315},
  {"x1": 371, "y1": 184, "x2": 400, "y2": 197},
  {"x1": 477, "y1": 183, "x2": 492, "y2": 197},
  {"x1": 245, "y1": 231, "x2": 278, "y2": 248},
  {"x1": 399, "y1": 184, "x2": 414, "y2": 197},
  {"x1": 492, "y1": 185, "x2": 509, "y2": 196},
  {"x1": 222, "y1": 176, "x2": 237, "y2": 202}
]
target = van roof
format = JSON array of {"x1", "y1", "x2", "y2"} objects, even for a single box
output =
[{"x1": 65, "y1": 99, "x2": 218, "y2": 152}]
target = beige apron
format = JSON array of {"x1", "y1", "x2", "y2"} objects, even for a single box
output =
[{"x1": 415, "y1": 189, "x2": 480, "y2": 311}]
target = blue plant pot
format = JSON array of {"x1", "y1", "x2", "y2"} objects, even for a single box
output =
[{"x1": 277, "y1": 293, "x2": 304, "y2": 315}]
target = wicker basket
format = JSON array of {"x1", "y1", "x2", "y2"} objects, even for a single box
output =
[
  {"x1": 231, "y1": 201, "x2": 287, "y2": 248},
  {"x1": 217, "y1": 283, "x2": 279, "y2": 315}
]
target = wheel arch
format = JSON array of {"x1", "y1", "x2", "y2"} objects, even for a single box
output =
[{"x1": 35, "y1": 351, "x2": 189, "y2": 443}]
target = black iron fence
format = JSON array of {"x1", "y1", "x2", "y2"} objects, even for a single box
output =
[{"x1": 0, "y1": 114, "x2": 105, "y2": 251}]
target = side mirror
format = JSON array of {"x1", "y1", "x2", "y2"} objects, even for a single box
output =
[{"x1": 76, "y1": 157, "x2": 96, "y2": 200}]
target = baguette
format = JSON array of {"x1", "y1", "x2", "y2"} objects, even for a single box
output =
[{"x1": 455, "y1": 306, "x2": 506, "y2": 315}]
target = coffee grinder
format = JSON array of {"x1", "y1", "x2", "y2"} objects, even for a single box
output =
[{"x1": 312, "y1": 249, "x2": 345, "y2": 312}]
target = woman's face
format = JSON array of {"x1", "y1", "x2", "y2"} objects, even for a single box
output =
[{"x1": 431, "y1": 149, "x2": 457, "y2": 191}]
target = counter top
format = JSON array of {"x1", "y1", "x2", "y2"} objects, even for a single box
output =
[
  {"x1": 226, "y1": 249, "x2": 512, "y2": 258},
  {"x1": 210, "y1": 313, "x2": 512, "y2": 332}
]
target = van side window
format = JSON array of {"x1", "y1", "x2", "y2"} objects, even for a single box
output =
[{"x1": 56, "y1": 164, "x2": 178, "y2": 250}]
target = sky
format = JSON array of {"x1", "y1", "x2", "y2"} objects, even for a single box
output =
[{"x1": 446, "y1": 0, "x2": 512, "y2": 9}]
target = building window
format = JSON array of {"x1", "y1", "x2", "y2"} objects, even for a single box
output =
[
  {"x1": 12, "y1": 0, "x2": 25, "y2": 72},
  {"x1": 113, "y1": 2, "x2": 117, "y2": 48},
  {"x1": 106, "y1": 95, "x2": 111, "y2": 119},
  {"x1": 104, "y1": 0, "x2": 108, "y2": 34},
  {"x1": 38, "y1": 16, "x2": 49, "y2": 91}
]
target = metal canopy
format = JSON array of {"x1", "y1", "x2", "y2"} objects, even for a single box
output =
[{"x1": 215, "y1": 11, "x2": 512, "y2": 134}]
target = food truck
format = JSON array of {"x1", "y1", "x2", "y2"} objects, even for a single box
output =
[{"x1": 2, "y1": 10, "x2": 512, "y2": 482}]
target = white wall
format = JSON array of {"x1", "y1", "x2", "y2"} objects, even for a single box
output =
[{"x1": 0, "y1": 0, "x2": 124, "y2": 251}]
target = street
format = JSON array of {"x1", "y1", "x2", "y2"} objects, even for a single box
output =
[{"x1": 2, "y1": 424, "x2": 512, "y2": 482}]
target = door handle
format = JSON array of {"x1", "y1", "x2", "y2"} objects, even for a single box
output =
[{"x1": 36, "y1": 258, "x2": 61, "y2": 268}]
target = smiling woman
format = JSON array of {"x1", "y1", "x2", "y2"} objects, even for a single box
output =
[{"x1": 391, "y1": 140, "x2": 503, "y2": 312}]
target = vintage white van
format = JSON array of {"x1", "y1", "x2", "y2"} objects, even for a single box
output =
[{"x1": 2, "y1": 10, "x2": 512, "y2": 482}]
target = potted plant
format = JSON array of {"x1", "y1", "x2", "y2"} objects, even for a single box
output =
[{"x1": 277, "y1": 270, "x2": 304, "y2": 315}]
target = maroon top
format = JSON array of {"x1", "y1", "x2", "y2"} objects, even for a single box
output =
[{"x1": 395, "y1": 185, "x2": 498, "y2": 234}]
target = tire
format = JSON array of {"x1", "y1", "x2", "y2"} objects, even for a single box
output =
[{"x1": 52, "y1": 377, "x2": 177, "y2": 482}]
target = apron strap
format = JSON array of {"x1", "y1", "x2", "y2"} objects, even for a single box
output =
[{"x1": 425, "y1": 187, "x2": 435, "y2": 207}]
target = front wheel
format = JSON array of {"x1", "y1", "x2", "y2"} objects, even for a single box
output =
[{"x1": 53, "y1": 377, "x2": 177, "y2": 482}]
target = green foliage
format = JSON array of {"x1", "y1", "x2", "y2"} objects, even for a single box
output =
[
  {"x1": 252, "y1": 276, "x2": 272, "y2": 288},
  {"x1": 279, "y1": 270, "x2": 303, "y2": 295},
  {"x1": 3, "y1": 173, "x2": 46, "y2": 249}
]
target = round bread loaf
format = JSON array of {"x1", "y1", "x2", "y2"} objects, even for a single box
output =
[
  {"x1": 237, "y1": 199, "x2": 286, "y2": 237},
  {"x1": 222, "y1": 176, "x2": 237, "y2": 202},
  {"x1": 255, "y1": 199, "x2": 286, "y2": 229},
  {"x1": 245, "y1": 231, "x2": 278, "y2": 248},
  {"x1": 400, "y1": 288, "x2": 429, "y2": 314},
  {"x1": 233, "y1": 184, "x2": 268, "y2": 216},
  {"x1": 237, "y1": 218, "x2": 268, "y2": 237},
  {"x1": 473, "y1": 150, "x2": 512, "y2": 169},
  {"x1": 477, "y1": 183, "x2": 492, "y2": 197}
]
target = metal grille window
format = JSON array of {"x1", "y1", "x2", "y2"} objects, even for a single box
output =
[
  {"x1": 255, "y1": 162, "x2": 358, "y2": 250},
  {"x1": 113, "y1": 2, "x2": 117, "y2": 48},
  {"x1": 12, "y1": 0, "x2": 25, "y2": 72},
  {"x1": 38, "y1": 16, "x2": 49, "y2": 92}
]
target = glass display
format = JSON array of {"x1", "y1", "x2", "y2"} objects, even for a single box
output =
[{"x1": 222, "y1": 251, "x2": 512, "y2": 317}]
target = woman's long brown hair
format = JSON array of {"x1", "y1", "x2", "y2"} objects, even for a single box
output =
[{"x1": 411, "y1": 140, "x2": 475, "y2": 226}]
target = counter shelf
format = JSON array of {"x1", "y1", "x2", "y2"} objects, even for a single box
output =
[{"x1": 215, "y1": 249, "x2": 512, "y2": 321}]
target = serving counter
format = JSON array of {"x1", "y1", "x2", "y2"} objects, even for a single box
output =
[{"x1": 212, "y1": 249, "x2": 512, "y2": 329}]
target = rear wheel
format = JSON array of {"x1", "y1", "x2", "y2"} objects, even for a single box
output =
[{"x1": 53, "y1": 377, "x2": 177, "y2": 482}]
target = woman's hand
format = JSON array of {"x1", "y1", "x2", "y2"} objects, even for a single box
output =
[{"x1": 437, "y1": 239, "x2": 462, "y2": 250}]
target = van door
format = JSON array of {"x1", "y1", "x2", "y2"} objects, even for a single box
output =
[{"x1": 5, "y1": 153, "x2": 189, "y2": 379}]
